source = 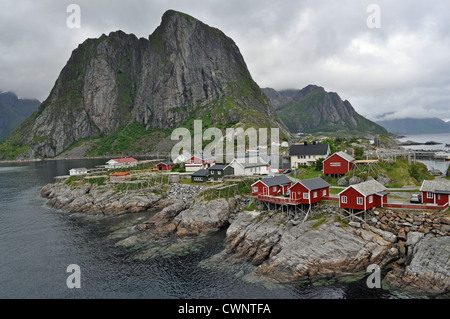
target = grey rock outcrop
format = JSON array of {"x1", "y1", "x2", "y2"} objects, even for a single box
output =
[
  {"x1": 214, "y1": 211, "x2": 396, "y2": 283},
  {"x1": 384, "y1": 235, "x2": 450, "y2": 295},
  {"x1": 41, "y1": 182, "x2": 162, "y2": 215}
]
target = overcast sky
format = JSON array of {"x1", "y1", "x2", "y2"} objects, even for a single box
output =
[{"x1": 1, "y1": 0, "x2": 449, "y2": 121}]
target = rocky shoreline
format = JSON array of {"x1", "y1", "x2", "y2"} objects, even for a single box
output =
[{"x1": 40, "y1": 180, "x2": 450, "y2": 297}]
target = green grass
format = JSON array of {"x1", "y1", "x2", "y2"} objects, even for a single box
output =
[
  {"x1": 291, "y1": 166, "x2": 324, "y2": 180},
  {"x1": 86, "y1": 121, "x2": 168, "y2": 156}
]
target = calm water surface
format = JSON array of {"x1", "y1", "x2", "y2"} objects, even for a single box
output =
[{"x1": 0, "y1": 159, "x2": 395, "y2": 299}]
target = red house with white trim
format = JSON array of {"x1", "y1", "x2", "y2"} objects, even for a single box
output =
[
  {"x1": 420, "y1": 180, "x2": 450, "y2": 206},
  {"x1": 185, "y1": 156, "x2": 216, "y2": 172},
  {"x1": 339, "y1": 180, "x2": 389, "y2": 212},
  {"x1": 323, "y1": 151, "x2": 355, "y2": 176},
  {"x1": 288, "y1": 177, "x2": 330, "y2": 204},
  {"x1": 251, "y1": 175, "x2": 292, "y2": 197}
]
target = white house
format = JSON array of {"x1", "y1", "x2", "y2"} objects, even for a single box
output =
[
  {"x1": 105, "y1": 157, "x2": 138, "y2": 169},
  {"x1": 289, "y1": 142, "x2": 330, "y2": 168},
  {"x1": 69, "y1": 168, "x2": 88, "y2": 176},
  {"x1": 228, "y1": 158, "x2": 270, "y2": 176}
]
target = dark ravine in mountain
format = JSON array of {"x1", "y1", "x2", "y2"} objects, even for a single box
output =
[
  {"x1": 0, "y1": 92, "x2": 40, "y2": 141},
  {"x1": 376, "y1": 117, "x2": 450, "y2": 135},
  {"x1": 263, "y1": 85, "x2": 388, "y2": 136},
  {"x1": 0, "y1": 10, "x2": 289, "y2": 160}
]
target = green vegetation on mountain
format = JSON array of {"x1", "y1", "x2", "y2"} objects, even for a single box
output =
[{"x1": 263, "y1": 85, "x2": 388, "y2": 137}]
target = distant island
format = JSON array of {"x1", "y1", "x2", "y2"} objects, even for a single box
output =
[{"x1": 377, "y1": 117, "x2": 450, "y2": 135}]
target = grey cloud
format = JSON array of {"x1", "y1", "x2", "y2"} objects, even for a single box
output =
[{"x1": 0, "y1": 0, "x2": 449, "y2": 121}]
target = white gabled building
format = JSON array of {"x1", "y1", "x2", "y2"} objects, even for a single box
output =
[{"x1": 228, "y1": 157, "x2": 270, "y2": 176}]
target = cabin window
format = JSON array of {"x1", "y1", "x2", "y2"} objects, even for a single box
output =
[
  {"x1": 273, "y1": 186, "x2": 277, "y2": 192},
  {"x1": 369, "y1": 196, "x2": 373, "y2": 204},
  {"x1": 427, "y1": 192, "x2": 433, "y2": 199},
  {"x1": 253, "y1": 187, "x2": 258, "y2": 193},
  {"x1": 313, "y1": 192, "x2": 317, "y2": 198},
  {"x1": 323, "y1": 189, "x2": 327, "y2": 196},
  {"x1": 304, "y1": 193, "x2": 309, "y2": 199},
  {"x1": 357, "y1": 197, "x2": 363, "y2": 205},
  {"x1": 341, "y1": 196, "x2": 347, "y2": 204},
  {"x1": 298, "y1": 191, "x2": 302, "y2": 197},
  {"x1": 437, "y1": 194, "x2": 441, "y2": 200},
  {"x1": 218, "y1": 171, "x2": 222, "y2": 175}
]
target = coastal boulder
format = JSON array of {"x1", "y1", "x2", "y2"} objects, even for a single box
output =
[
  {"x1": 384, "y1": 235, "x2": 450, "y2": 295},
  {"x1": 174, "y1": 197, "x2": 237, "y2": 236}
]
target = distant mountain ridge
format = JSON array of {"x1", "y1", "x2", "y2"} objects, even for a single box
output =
[
  {"x1": 0, "y1": 92, "x2": 40, "y2": 141},
  {"x1": 376, "y1": 117, "x2": 450, "y2": 135},
  {"x1": 263, "y1": 85, "x2": 388, "y2": 136}
]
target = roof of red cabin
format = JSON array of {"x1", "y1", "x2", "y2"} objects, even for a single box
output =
[{"x1": 111, "y1": 172, "x2": 130, "y2": 176}]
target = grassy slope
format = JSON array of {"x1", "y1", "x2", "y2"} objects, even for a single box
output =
[{"x1": 276, "y1": 88, "x2": 387, "y2": 136}]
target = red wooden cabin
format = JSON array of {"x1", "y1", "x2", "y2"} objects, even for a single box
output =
[
  {"x1": 420, "y1": 180, "x2": 450, "y2": 206},
  {"x1": 339, "y1": 180, "x2": 389, "y2": 212},
  {"x1": 251, "y1": 175, "x2": 292, "y2": 197},
  {"x1": 288, "y1": 177, "x2": 330, "y2": 204},
  {"x1": 323, "y1": 151, "x2": 355, "y2": 176},
  {"x1": 155, "y1": 162, "x2": 175, "y2": 171}
]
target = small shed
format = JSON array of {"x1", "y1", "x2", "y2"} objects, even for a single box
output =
[
  {"x1": 110, "y1": 172, "x2": 131, "y2": 183},
  {"x1": 191, "y1": 169, "x2": 210, "y2": 183},
  {"x1": 69, "y1": 168, "x2": 88, "y2": 176},
  {"x1": 156, "y1": 161, "x2": 175, "y2": 171},
  {"x1": 209, "y1": 164, "x2": 234, "y2": 181}
]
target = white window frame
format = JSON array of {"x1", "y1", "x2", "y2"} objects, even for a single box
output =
[
  {"x1": 357, "y1": 197, "x2": 363, "y2": 205},
  {"x1": 427, "y1": 192, "x2": 433, "y2": 199},
  {"x1": 304, "y1": 193, "x2": 309, "y2": 199},
  {"x1": 273, "y1": 186, "x2": 277, "y2": 192},
  {"x1": 253, "y1": 186, "x2": 258, "y2": 193},
  {"x1": 323, "y1": 189, "x2": 327, "y2": 196},
  {"x1": 341, "y1": 196, "x2": 347, "y2": 204},
  {"x1": 313, "y1": 191, "x2": 317, "y2": 198},
  {"x1": 369, "y1": 195, "x2": 373, "y2": 204}
]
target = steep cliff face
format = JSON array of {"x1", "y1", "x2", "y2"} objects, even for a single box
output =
[
  {"x1": 0, "y1": 10, "x2": 287, "y2": 159},
  {"x1": 264, "y1": 85, "x2": 388, "y2": 136}
]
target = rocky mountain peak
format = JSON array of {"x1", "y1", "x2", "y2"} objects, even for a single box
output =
[{"x1": 0, "y1": 10, "x2": 288, "y2": 159}]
